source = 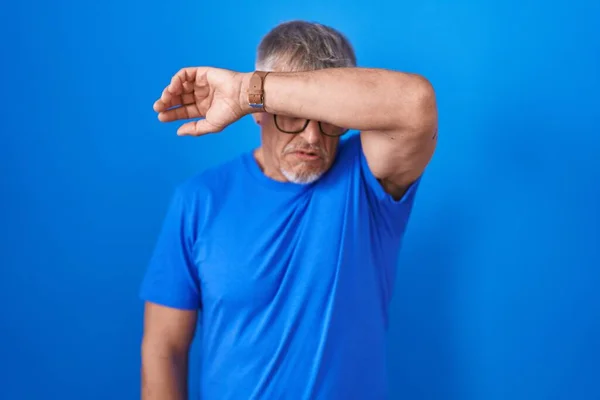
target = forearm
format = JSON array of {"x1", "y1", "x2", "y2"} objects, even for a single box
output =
[
  {"x1": 242, "y1": 67, "x2": 433, "y2": 132},
  {"x1": 141, "y1": 348, "x2": 188, "y2": 400}
]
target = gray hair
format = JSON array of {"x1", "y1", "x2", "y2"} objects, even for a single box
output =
[{"x1": 255, "y1": 20, "x2": 357, "y2": 72}]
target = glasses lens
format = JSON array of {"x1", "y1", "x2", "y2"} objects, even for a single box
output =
[
  {"x1": 320, "y1": 122, "x2": 348, "y2": 137},
  {"x1": 275, "y1": 115, "x2": 308, "y2": 133}
]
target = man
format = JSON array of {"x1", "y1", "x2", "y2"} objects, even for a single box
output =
[{"x1": 140, "y1": 20, "x2": 437, "y2": 400}]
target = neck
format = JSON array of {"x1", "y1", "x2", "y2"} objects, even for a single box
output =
[{"x1": 253, "y1": 147, "x2": 289, "y2": 182}]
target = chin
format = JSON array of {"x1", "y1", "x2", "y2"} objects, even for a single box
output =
[{"x1": 280, "y1": 167, "x2": 325, "y2": 184}]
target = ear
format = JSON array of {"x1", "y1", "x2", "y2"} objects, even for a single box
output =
[{"x1": 252, "y1": 114, "x2": 261, "y2": 125}]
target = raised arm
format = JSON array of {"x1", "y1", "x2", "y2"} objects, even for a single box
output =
[
  {"x1": 245, "y1": 68, "x2": 438, "y2": 198},
  {"x1": 154, "y1": 66, "x2": 437, "y2": 198}
]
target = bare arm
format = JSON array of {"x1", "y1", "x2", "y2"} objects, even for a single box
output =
[
  {"x1": 155, "y1": 66, "x2": 437, "y2": 198},
  {"x1": 141, "y1": 302, "x2": 197, "y2": 400},
  {"x1": 241, "y1": 68, "x2": 438, "y2": 198}
]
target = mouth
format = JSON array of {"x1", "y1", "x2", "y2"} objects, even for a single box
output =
[{"x1": 290, "y1": 150, "x2": 322, "y2": 161}]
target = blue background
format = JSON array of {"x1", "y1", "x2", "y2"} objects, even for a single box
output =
[{"x1": 1, "y1": 0, "x2": 599, "y2": 399}]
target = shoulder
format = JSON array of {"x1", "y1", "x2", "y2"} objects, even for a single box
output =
[
  {"x1": 333, "y1": 132, "x2": 423, "y2": 205},
  {"x1": 337, "y1": 132, "x2": 362, "y2": 158},
  {"x1": 173, "y1": 152, "x2": 248, "y2": 206}
]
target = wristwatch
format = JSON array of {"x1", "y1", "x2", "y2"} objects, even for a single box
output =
[{"x1": 248, "y1": 71, "x2": 270, "y2": 112}]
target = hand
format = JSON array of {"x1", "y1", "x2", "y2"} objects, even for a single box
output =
[{"x1": 153, "y1": 67, "x2": 247, "y2": 136}]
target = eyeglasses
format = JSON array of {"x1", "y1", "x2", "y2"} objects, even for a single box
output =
[{"x1": 273, "y1": 115, "x2": 349, "y2": 137}]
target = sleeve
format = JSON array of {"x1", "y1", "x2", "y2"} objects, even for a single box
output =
[
  {"x1": 139, "y1": 186, "x2": 202, "y2": 310},
  {"x1": 355, "y1": 134, "x2": 422, "y2": 235}
]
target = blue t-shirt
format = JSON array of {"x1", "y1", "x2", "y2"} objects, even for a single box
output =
[{"x1": 140, "y1": 133, "x2": 421, "y2": 399}]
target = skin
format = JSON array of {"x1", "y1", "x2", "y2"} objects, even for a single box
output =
[
  {"x1": 142, "y1": 65, "x2": 438, "y2": 399},
  {"x1": 141, "y1": 303, "x2": 196, "y2": 400},
  {"x1": 252, "y1": 113, "x2": 341, "y2": 184}
]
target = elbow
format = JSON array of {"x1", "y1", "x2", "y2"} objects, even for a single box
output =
[
  {"x1": 409, "y1": 75, "x2": 437, "y2": 136},
  {"x1": 414, "y1": 75, "x2": 436, "y2": 117}
]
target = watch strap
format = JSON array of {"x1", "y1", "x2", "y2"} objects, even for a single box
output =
[{"x1": 248, "y1": 71, "x2": 270, "y2": 111}]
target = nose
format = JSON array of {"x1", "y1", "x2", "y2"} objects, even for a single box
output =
[{"x1": 300, "y1": 120, "x2": 322, "y2": 145}]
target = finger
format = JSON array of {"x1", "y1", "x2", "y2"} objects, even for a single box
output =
[
  {"x1": 172, "y1": 76, "x2": 196, "y2": 96},
  {"x1": 154, "y1": 91, "x2": 196, "y2": 113},
  {"x1": 158, "y1": 103, "x2": 203, "y2": 122},
  {"x1": 182, "y1": 80, "x2": 194, "y2": 93},
  {"x1": 153, "y1": 97, "x2": 167, "y2": 113},
  {"x1": 167, "y1": 67, "x2": 195, "y2": 95},
  {"x1": 163, "y1": 92, "x2": 196, "y2": 109},
  {"x1": 153, "y1": 88, "x2": 175, "y2": 112},
  {"x1": 169, "y1": 67, "x2": 208, "y2": 94},
  {"x1": 154, "y1": 68, "x2": 208, "y2": 112},
  {"x1": 177, "y1": 119, "x2": 221, "y2": 136}
]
